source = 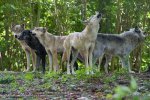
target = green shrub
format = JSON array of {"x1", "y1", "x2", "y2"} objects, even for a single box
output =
[
  {"x1": 113, "y1": 76, "x2": 138, "y2": 100},
  {"x1": 24, "y1": 73, "x2": 34, "y2": 81},
  {"x1": 0, "y1": 75, "x2": 15, "y2": 84}
]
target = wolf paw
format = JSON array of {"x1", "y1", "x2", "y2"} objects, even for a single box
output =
[
  {"x1": 23, "y1": 70, "x2": 26, "y2": 72},
  {"x1": 26, "y1": 68, "x2": 30, "y2": 72},
  {"x1": 24, "y1": 69, "x2": 30, "y2": 72},
  {"x1": 129, "y1": 70, "x2": 135, "y2": 74},
  {"x1": 67, "y1": 71, "x2": 71, "y2": 74}
]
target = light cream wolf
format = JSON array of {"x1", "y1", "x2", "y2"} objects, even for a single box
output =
[
  {"x1": 11, "y1": 24, "x2": 36, "y2": 71},
  {"x1": 63, "y1": 12, "x2": 102, "y2": 74},
  {"x1": 32, "y1": 27, "x2": 66, "y2": 72},
  {"x1": 93, "y1": 26, "x2": 145, "y2": 73}
]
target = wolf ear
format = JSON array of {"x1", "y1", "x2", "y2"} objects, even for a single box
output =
[
  {"x1": 82, "y1": 20, "x2": 89, "y2": 25},
  {"x1": 134, "y1": 26, "x2": 141, "y2": 33},
  {"x1": 43, "y1": 27, "x2": 47, "y2": 33},
  {"x1": 11, "y1": 23, "x2": 15, "y2": 28},
  {"x1": 21, "y1": 24, "x2": 25, "y2": 29},
  {"x1": 95, "y1": 11, "x2": 99, "y2": 14}
]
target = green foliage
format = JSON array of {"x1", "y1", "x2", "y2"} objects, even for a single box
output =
[
  {"x1": 0, "y1": 74, "x2": 15, "y2": 84},
  {"x1": 61, "y1": 74, "x2": 71, "y2": 83},
  {"x1": 103, "y1": 75, "x2": 117, "y2": 84},
  {"x1": 113, "y1": 76, "x2": 138, "y2": 100},
  {"x1": 24, "y1": 72, "x2": 34, "y2": 81},
  {"x1": 44, "y1": 71, "x2": 60, "y2": 79},
  {"x1": 114, "y1": 68, "x2": 129, "y2": 76},
  {"x1": 76, "y1": 68, "x2": 87, "y2": 80}
]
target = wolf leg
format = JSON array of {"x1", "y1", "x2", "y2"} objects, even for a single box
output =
[
  {"x1": 65, "y1": 47, "x2": 71, "y2": 74},
  {"x1": 104, "y1": 55, "x2": 112, "y2": 74},
  {"x1": 47, "y1": 50, "x2": 53, "y2": 72},
  {"x1": 98, "y1": 54, "x2": 104, "y2": 72},
  {"x1": 70, "y1": 49, "x2": 78, "y2": 74},
  {"x1": 42, "y1": 56, "x2": 46, "y2": 74},
  {"x1": 61, "y1": 51, "x2": 67, "y2": 72},
  {"x1": 120, "y1": 56, "x2": 135, "y2": 73},
  {"x1": 89, "y1": 44, "x2": 95, "y2": 74},
  {"x1": 52, "y1": 49, "x2": 59, "y2": 72},
  {"x1": 84, "y1": 48, "x2": 89, "y2": 74},
  {"x1": 31, "y1": 50, "x2": 36, "y2": 72},
  {"x1": 25, "y1": 49, "x2": 30, "y2": 72},
  {"x1": 35, "y1": 56, "x2": 41, "y2": 71}
]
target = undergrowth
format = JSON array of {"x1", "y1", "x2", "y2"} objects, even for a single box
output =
[{"x1": 0, "y1": 69, "x2": 149, "y2": 99}]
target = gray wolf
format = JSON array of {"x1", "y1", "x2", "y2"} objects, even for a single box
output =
[
  {"x1": 32, "y1": 27, "x2": 67, "y2": 72},
  {"x1": 18, "y1": 30, "x2": 47, "y2": 73},
  {"x1": 11, "y1": 24, "x2": 36, "y2": 71},
  {"x1": 93, "y1": 26, "x2": 145, "y2": 73},
  {"x1": 63, "y1": 12, "x2": 102, "y2": 74}
]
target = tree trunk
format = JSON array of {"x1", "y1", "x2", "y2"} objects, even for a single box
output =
[
  {"x1": 116, "y1": 0, "x2": 122, "y2": 33},
  {"x1": 30, "y1": 1, "x2": 40, "y2": 28},
  {"x1": 111, "y1": 0, "x2": 122, "y2": 71},
  {"x1": 132, "y1": 45, "x2": 142, "y2": 72},
  {"x1": 81, "y1": 0, "x2": 87, "y2": 21},
  {"x1": 0, "y1": 52, "x2": 2, "y2": 70}
]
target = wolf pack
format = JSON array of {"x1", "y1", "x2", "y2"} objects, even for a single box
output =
[{"x1": 11, "y1": 12, "x2": 146, "y2": 74}]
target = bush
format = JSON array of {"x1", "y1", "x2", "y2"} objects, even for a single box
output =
[{"x1": 0, "y1": 75, "x2": 15, "y2": 84}]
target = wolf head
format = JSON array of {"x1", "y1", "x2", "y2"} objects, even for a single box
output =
[
  {"x1": 128, "y1": 26, "x2": 146, "y2": 41},
  {"x1": 11, "y1": 24, "x2": 25, "y2": 38},
  {"x1": 83, "y1": 12, "x2": 102, "y2": 28},
  {"x1": 18, "y1": 30, "x2": 33, "y2": 41},
  {"x1": 32, "y1": 27, "x2": 47, "y2": 37}
]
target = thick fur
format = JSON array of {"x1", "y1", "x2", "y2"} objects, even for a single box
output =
[
  {"x1": 32, "y1": 27, "x2": 67, "y2": 72},
  {"x1": 93, "y1": 26, "x2": 145, "y2": 73},
  {"x1": 11, "y1": 24, "x2": 36, "y2": 71},
  {"x1": 63, "y1": 12, "x2": 102, "y2": 74},
  {"x1": 18, "y1": 30, "x2": 47, "y2": 73}
]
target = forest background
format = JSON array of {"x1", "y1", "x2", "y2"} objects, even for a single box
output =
[{"x1": 0, "y1": 0, "x2": 150, "y2": 72}]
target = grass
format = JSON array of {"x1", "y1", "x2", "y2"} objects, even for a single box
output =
[
  {"x1": 0, "y1": 74, "x2": 15, "y2": 84},
  {"x1": 0, "y1": 69, "x2": 149, "y2": 99}
]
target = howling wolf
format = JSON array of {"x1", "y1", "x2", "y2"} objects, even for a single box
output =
[{"x1": 63, "y1": 12, "x2": 102, "y2": 74}]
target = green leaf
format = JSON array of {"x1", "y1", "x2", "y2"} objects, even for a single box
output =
[{"x1": 130, "y1": 76, "x2": 138, "y2": 91}]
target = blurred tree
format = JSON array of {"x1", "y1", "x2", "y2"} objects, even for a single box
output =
[{"x1": 0, "y1": 0, "x2": 149, "y2": 72}]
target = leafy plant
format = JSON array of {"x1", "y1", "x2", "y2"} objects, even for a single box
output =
[
  {"x1": 24, "y1": 73, "x2": 34, "y2": 81},
  {"x1": 0, "y1": 74, "x2": 15, "y2": 84},
  {"x1": 113, "y1": 76, "x2": 138, "y2": 100}
]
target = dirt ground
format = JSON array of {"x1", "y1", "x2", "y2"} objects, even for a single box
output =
[{"x1": 0, "y1": 71, "x2": 150, "y2": 100}]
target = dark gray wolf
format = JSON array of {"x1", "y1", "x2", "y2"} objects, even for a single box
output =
[
  {"x1": 63, "y1": 12, "x2": 102, "y2": 74},
  {"x1": 11, "y1": 24, "x2": 36, "y2": 71},
  {"x1": 32, "y1": 27, "x2": 67, "y2": 72},
  {"x1": 93, "y1": 26, "x2": 145, "y2": 73},
  {"x1": 18, "y1": 30, "x2": 47, "y2": 73}
]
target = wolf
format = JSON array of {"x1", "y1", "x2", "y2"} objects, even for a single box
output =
[
  {"x1": 11, "y1": 24, "x2": 36, "y2": 71},
  {"x1": 32, "y1": 27, "x2": 67, "y2": 72},
  {"x1": 63, "y1": 12, "x2": 102, "y2": 74},
  {"x1": 93, "y1": 26, "x2": 145, "y2": 73},
  {"x1": 18, "y1": 30, "x2": 47, "y2": 73}
]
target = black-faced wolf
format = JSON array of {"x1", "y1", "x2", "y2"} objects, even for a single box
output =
[
  {"x1": 18, "y1": 30, "x2": 47, "y2": 73},
  {"x1": 63, "y1": 12, "x2": 102, "y2": 74},
  {"x1": 93, "y1": 26, "x2": 145, "y2": 73},
  {"x1": 11, "y1": 24, "x2": 36, "y2": 71}
]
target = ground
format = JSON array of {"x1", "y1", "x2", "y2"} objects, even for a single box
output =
[{"x1": 0, "y1": 69, "x2": 150, "y2": 100}]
